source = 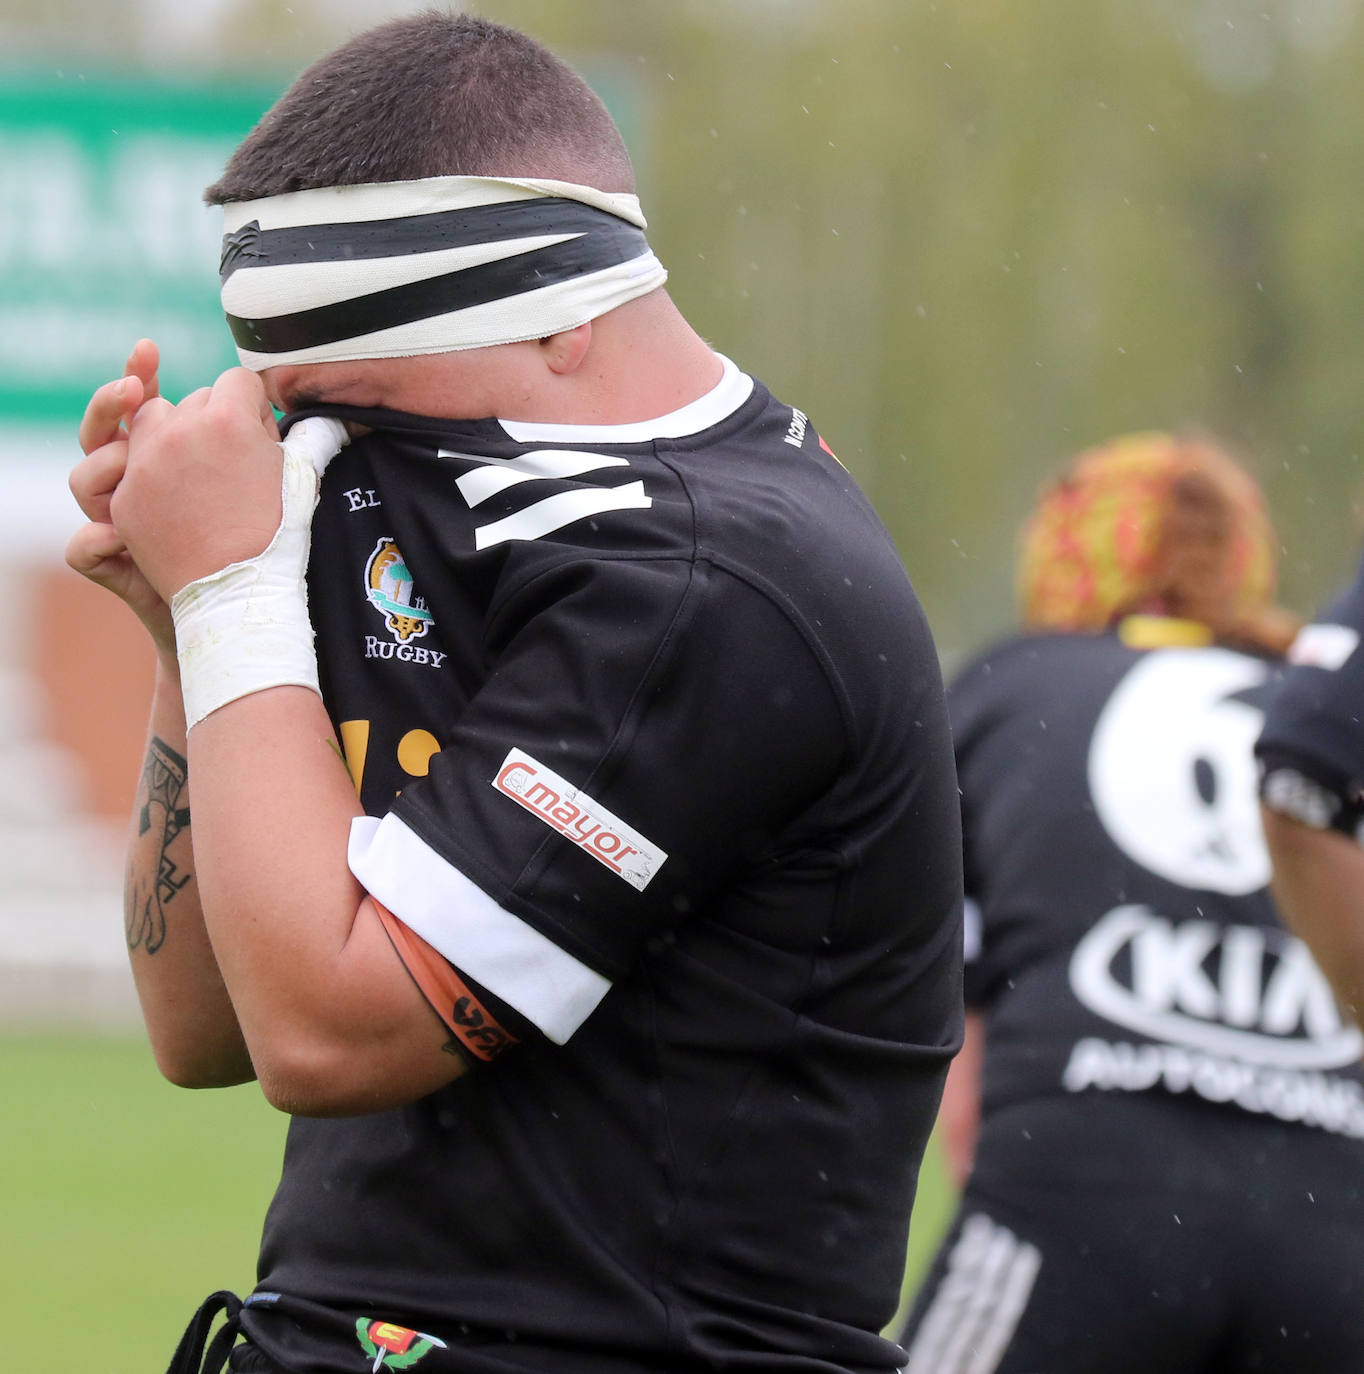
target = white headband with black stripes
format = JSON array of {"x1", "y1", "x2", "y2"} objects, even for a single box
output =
[{"x1": 219, "y1": 176, "x2": 669, "y2": 370}]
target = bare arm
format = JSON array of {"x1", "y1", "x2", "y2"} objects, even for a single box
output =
[
  {"x1": 1261, "y1": 804, "x2": 1364, "y2": 1026},
  {"x1": 102, "y1": 366, "x2": 466, "y2": 1115},
  {"x1": 181, "y1": 686, "x2": 465, "y2": 1114},
  {"x1": 68, "y1": 344, "x2": 252, "y2": 1087},
  {"x1": 937, "y1": 1009, "x2": 985, "y2": 1190},
  {"x1": 123, "y1": 655, "x2": 256, "y2": 1086}
]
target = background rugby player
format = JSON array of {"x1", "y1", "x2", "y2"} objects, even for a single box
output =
[{"x1": 897, "y1": 433, "x2": 1364, "y2": 1374}]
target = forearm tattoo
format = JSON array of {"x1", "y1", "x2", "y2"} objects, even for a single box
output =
[{"x1": 126, "y1": 737, "x2": 192, "y2": 954}]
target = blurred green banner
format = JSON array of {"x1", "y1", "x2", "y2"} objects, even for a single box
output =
[{"x1": 0, "y1": 75, "x2": 278, "y2": 420}]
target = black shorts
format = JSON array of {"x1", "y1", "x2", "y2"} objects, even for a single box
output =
[
  {"x1": 227, "y1": 1345, "x2": 281, "y2": 1373},
  {"x1": 896, "y1": 1092, "x2": 1364, "y2": 1374}
]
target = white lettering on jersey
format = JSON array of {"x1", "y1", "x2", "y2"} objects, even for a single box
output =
[
  {"x1": 1061, "y1": 1037, "x2": 1364, "y2": 1138},
  {"x1": 443, "y1": 447, "x2": 653, "y2": 549},
  {"x1": 1087, "y1": 648, "x2": 1270, "y2": 894},
  {"x1": 343, "y1": 487, "x2": 382, "y2": 511},
  {"x1": 783, "y1": 409, "x2": 808, "y2": 448},
  {"x1": 363, "y1": 637, "x2": 447, "y2": 668},
  {"x1": 1069, "y1": 904, "x2": 1363, "y2": 1069},
  {"x1": 492, "y1": 748, "x2": 667, "y2": 891},
  {"x1": 1260, "y1": 767, "x2": 1342, "y2": 831}
]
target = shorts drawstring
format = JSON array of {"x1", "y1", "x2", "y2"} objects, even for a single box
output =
[{"x1": 164, "y1": 1291, "x2": 244, "y2": 1374}]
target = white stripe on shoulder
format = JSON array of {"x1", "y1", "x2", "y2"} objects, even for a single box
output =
[
  {"x1": 348, "y1": 813, "x2": 611, "y2": 1044},
  {"x1": 497, "y1": 354, "x2": 753, "y2": 444},
  {"x1": 450, "y1": 448, "x2": 631, "y2": 506},
  {"x1": 474, "y1": 481, "x2": 652, "y2": 549}
]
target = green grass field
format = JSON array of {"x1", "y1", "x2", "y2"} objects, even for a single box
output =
[{"x1": 2, "y1": 1031, "x2": 955, "y2": 1371}]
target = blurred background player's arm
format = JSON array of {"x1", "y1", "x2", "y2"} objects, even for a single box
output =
[
  {"x1": 1256, "y1": 548, "x2": 1364, "y2": 1027},
  {"x1": 68, "y1": 343, "x2": 255, "y2": 1088},
  {"x1": 1260, "y1": 808, "x2": 1364, "y2": 1025},
  {"x1": 937, "y1": 1008, "x2": 985, "y2": 1190}
]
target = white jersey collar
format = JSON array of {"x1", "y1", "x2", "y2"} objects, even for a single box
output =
[{"x1": 497, "y1": 354, "x2": 753, "y2": 445}]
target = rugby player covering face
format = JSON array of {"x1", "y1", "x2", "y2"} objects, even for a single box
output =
[{"x1": 66, "y1": 14, "x2": 963, "y2": 1374}]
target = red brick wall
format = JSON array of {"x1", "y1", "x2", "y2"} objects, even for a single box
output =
[{"x1": 33, "y1": 568, "x2": 154, "y2": 823}]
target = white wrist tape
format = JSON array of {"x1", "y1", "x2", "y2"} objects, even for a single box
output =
[{"x1": 171, "y1": 416, "x2": 349, "y2": 729}]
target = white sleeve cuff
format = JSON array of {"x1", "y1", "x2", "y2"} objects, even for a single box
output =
[{"x1": 348, "y1": 813, "x2": 612, "y2": 1044}]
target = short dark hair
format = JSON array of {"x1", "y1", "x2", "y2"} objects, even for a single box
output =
[{"x1": 205, "y1": 12, "x2": 635, "y2": 204}]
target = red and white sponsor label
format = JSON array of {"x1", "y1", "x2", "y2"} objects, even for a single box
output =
[{"x1": 492, "y1": 748, "x2": 667, "y2": 891}]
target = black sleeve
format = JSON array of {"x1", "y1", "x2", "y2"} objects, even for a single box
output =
[
  {"x1": 391, "y1": 554, "x2": 844, "y2": 978},
  {"x1": 1256, "y1": 551, "x2": 1364, "y2": 841}
]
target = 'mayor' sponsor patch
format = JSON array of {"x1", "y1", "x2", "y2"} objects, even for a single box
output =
[{"x1": 492, "y1": 749, "x2": 667, "y2": 891}]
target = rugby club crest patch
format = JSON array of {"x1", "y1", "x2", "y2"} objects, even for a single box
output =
[{"x1": 365, "y1": 537, "x2": 434, "y2": 643}]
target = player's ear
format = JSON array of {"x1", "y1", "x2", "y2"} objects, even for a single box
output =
[{"x1": 538, "y1": 321, "x2": 592, "y2": 376}]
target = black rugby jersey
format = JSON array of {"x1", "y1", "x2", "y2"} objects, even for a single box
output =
[
  {"x1": 242, "y1": 359, "x2": 963, "y2": 1373},
  {"x1": 953, "y1": 629, "x2": 1364, "y2": 1138},
  {"x1": 1257, "y1": 548, "x2": 1364, "y2": 839}
]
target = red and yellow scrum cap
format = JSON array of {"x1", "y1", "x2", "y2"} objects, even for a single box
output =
[{"x1": 1017, "y1": 431, "x2": 1299, "y2": 653}]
